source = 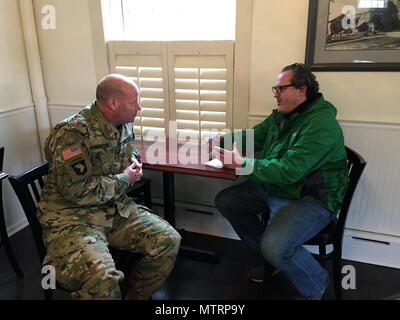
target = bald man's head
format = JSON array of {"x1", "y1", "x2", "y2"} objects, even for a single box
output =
[
  {"x1": 95, "y1": 74, "x2": 141, "y2": 126},
  {"x1": 96, "y1": 74, "x2": 138, "y2": 103}
]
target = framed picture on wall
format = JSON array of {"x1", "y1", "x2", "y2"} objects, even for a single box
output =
[{"x1": 305, "y1": 0, "x2": 400, "y2": 71}]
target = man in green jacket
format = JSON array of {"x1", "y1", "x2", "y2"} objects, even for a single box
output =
[
  {"x1": 37, "y1": 74, "x2": 181, "y2": 299},
  {"x1": 213, "y1": 63, "x2": 349, "y2": 300}
]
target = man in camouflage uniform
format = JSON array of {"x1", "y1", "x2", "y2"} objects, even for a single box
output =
[{"x1": 37, "y1": 74, "x2": 181, "y2": 300}]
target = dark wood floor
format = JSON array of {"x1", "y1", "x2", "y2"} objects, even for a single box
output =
[{"x1": 1, "y1": 226, "x2": 400, "y2": 301}]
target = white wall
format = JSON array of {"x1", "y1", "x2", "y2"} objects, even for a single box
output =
[
  {"x1": 33, "y1": 0, "x2": 98, "y2": 106},
  {"x1": 248, "y1": 0, "x2": 400, "y2": 123},
  {"x1": 0, "y1": 0, "x2": 42, "y2": 234}
]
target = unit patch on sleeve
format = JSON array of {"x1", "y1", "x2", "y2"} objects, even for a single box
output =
[
  {"x1": 62, "y1": 145, "x2": 83, "y2": 161},
  {"x1": 71, "y1": 160, "x2": 87, "y2": 176}
]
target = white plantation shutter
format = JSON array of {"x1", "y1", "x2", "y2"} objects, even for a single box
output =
[
  {"x1": 169, "y1": 41, "x2": 233, "y2": 141},
  {"x1": 107, "y1": 41, "x2": 234, "y2": 140},
  {"x1": 108, "y1": 41, "x2": 169, "y2": 137}
]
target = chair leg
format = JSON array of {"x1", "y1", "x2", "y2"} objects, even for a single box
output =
[
  {"x1": 144, "y1": 183, "x2": 152, "y2": 209},
  {"x1": 332, "y1": 254, "x2": 343, "y2": 300},
  {"x1": 44, "y1": 288, "x2": 53, "y2": 300},
  {"x1": 0, "y1": 210, "x2": 24, "y2": 278}
]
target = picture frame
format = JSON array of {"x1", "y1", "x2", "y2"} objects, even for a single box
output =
[{"x1": 305, "y1": 0, "x2": 400, "y2": 71}]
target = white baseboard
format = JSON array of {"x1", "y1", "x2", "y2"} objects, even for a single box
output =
[
  {"x1": 342, "y1": 229, "x2": 400, "y2": 269},
  {"x1": 151, "y1": 196, "x2": 240, "y2": 240}
]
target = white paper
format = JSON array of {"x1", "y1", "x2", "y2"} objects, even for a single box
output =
[{"x1": 205, "y1": 158, "x2": 223, "y2": 169}]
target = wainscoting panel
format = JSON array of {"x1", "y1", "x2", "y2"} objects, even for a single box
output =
[
  {"x1": 47, "y1": 104, "x2": 84, "y2": 127},
  {"x1": 0, "y1": 105, "x2": 42, "y2": 235},
  {"x1": 340, "y1": 121, "x2": 400, "y2": 237}
]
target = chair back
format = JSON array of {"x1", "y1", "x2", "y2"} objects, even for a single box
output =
[
  {"x1": 0, "y1": 147, "x2": 4, "y2": 171},
  {"x1": 8, "y1": 162, "x2": 49, "y2": 263},
  {"x1": 334, "y1": 147, "x2": 367, "y2": 249}
]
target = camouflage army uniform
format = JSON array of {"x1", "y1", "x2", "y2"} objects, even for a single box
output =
[{"x1": 37, "y1": 102, "x2": 181, "y2": 300}]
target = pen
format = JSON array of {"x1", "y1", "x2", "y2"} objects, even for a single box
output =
[{"x1": 207, "y1": 134, "x2": 221, "y2": 143}]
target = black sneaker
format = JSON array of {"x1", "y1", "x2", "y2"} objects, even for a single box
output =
[{"x1": 248, "y1": 265, "x2": 282, "y2": 283}]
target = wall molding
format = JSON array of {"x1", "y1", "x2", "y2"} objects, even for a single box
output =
[
  {"x1": 48, "y1": 103, "x2": 85, "y2": 109},
  {"x1": 0, "y1": 103, "x2": 34, "y2": 116}
]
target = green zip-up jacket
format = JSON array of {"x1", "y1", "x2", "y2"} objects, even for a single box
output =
[{"x1": 223, "y1": 94, "x2": 349, "y2": 214}]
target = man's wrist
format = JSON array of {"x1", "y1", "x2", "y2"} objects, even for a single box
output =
[{"x1": 116, "y1": 173, "x2": 130, "y2": 190}]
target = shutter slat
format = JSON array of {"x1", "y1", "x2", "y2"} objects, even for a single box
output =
[
  {"x1": 200, "y1": 79, "x2": 226, "y2": 90},
  {"x1": 115, "y1": 66, "x2": 138, "y2": 77},
  {"x1": 177, "y1": 120, "x2": 199, "y2": 130},
  {"x1": 140, "y1": 78, "x2": 163, "y2": 88},
  {"x1": 201, "y1": 121, "x2": 226, "y2": 130},
  {"x1": 201, "y1": 111, "x2": 226, "y2": 122},
  {"x1": 140, "y1": 88, "x2": 164, "y2": 99},
  {"x1": 140, "y1": 98, "x2": 164, "y2": 108},
  {"x1": 200, "y1": 68, "x2": 227, "y2": 80},
  {"x1": 176, "y1": 100, "x2": 199, "y2": 110},
  {"x1": 175, "y1": 79, "x2": 198, "y2": 90},
  {"x1": 174, "y1": 68, "x2": 198, "y2": 79},
  {"x1": 141, "y1": 117, "x2": 165, "y2": 128},
  {"x1": 200, "y1": 101, "x2": 226, "y2": 112},
  {"x1": 176, "y1": 110, "x2": 199, "y2": 121},
  {"x1": 142, "y1": 127, "x2": 165, "y2": 137},
  {"x1": 200, "y1": 130, "x2": 225, "y2": 140},
  {"x1": 140, "y1": 108, "x2": 165, "y2": 118},
  {"x1": 139, "y1": 67, "x2": 163, "y2": 78},
  {"x1": 175, "y1": 89, "x2": 199, "y2": 100},
  {"x1": 200, "y1": 90, "x2": 226, "y2": 101},
  {"x1": 177, "y1": 129, "x2": 200, "y2": 140}
]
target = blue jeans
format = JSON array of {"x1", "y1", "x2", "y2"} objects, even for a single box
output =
[{"x1": 215, "y1": 180, "x2": 334, "y2": 299}]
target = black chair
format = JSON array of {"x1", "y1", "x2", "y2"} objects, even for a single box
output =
[
  {"x1": 8, "y1": 161, "x2": 151, "y2": 299},
  {"x1": 0, "y1": 147, "x2": 24, "y2": 278},
  {"x1": 263, "y1": 146, "x2": 366, "y2": 300}
]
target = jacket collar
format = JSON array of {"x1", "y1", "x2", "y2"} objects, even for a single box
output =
[
  {"x1": 273, "y1": 93, "x2": 323, "y2": 129},
  {"x1": 282, "y1": 93, "x2": 322, "y2": 122}
]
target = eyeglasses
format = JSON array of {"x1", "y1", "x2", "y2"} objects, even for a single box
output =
[{"x1": 272, "y1": 84, "x2": 296, "y2": 94}]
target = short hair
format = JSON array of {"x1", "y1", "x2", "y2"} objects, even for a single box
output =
[
  {"x1": 281, "y1": 63, "x2": 319, "y2": 99},
  {"x1": 96, "y1": 75, "x2": 127, "y2": 103}
]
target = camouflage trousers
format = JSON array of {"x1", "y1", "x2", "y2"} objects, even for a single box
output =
[{"x1": 44, "y1": 208, "x2": 181, "y2": 300}]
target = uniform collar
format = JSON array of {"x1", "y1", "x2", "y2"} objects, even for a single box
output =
[
  {"x1": 90, "y1": 101, "x2": 133, "y2": 141},
  {"x1": 90, "y1": 101, "x2": 121, "y2": 140}
]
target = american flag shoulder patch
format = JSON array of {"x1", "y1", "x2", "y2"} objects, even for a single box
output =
[{"x1": 62, "y1": 144, "x2": 83, "y2": 161}]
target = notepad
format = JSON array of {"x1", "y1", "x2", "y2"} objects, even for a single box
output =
[{"x1": 205, "y1": 158, "x2": 223, "y2": 169}]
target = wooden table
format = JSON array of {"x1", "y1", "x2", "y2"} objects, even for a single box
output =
[{"x1": 134, "y1": 137, "x2": 237, "y2": 262}]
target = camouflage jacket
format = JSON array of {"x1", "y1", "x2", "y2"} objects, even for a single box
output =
[{"x1": 37, "y1": 102, "x2": 141, "y2": 241}]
